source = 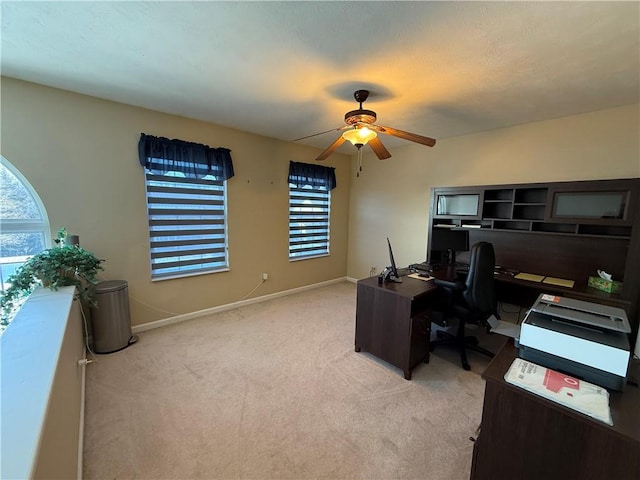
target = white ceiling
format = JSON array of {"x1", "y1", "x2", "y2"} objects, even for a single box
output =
[{"x1": 2, "y1": 1, "x2": 639, "y2": 154}]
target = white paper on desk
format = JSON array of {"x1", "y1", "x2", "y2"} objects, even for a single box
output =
[
  {"x1": 505, "y1": 358, "x2": 613, "y2": 426},
  {"x1": 407, "y1": 273, "x2": 434, "y2": 282},
  {"x1": 487, "y1": 315, "x2": 521, "y2": 339}
]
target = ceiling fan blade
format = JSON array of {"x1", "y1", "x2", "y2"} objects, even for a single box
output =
[
  {"x1": 293, "y1": 126, "x2": 348, "y2": 142},
  {"x1": 368, "y1": 136, "x2": 392, "y2": 160},
  {"x1": 316, "y1": 135, "x2": 346, "y2": 161},
  {"x1": 371, "y1": 124, "x2": 436, "y2": 147}
]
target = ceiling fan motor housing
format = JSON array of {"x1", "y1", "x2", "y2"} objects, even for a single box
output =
[
  {"x1": 344, "y1": 109, "x2": 377, "y2": 125},
  {"x1": 345, "y1": 89, "x2": 377, "y2": 125}
]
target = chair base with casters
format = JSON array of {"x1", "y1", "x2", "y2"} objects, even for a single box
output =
[
  {"x1": 430, "y1": 313, "x2": 495, "y2": 371},
  {"x1": 429, "y1": 241, "x2": 498, "y2": 371}
]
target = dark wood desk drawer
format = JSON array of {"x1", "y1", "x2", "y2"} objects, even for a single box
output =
[{"x1": 355, "y1": 276, "x2": 436, "y2": 380}]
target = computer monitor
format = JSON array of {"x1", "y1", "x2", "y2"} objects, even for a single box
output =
[
  {"x1": 383, "y1": 237, "x2": 402, "y2": 283},
  {"x1": 429, "y1": 228, "x2": 470, "y2": 265}
]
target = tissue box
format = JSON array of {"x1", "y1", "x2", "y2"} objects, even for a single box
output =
[{"x1": 588, "y1": 276, "x2": 623, "y2": 293}]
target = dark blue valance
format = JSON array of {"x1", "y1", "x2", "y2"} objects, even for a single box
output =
[
  {"x1": 138, "y1": 133, "x2": 234, "y2": 180},
  {"x1": 288, "y1": 161, "x2": 336, "y2": 190}
]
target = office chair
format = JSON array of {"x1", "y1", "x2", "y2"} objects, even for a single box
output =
[{"x1": 431, "y1": 241, "x2": 496, "y2": 370}]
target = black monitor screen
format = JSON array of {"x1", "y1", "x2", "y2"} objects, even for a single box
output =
[
  {"x1": 387, "y1": 237, "x2": 399, "y2": 278},
  {"x1": 430, "y1": 228, "x2": 469, "y2": 254}
]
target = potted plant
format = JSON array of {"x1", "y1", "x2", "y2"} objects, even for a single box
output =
[{"x1": 0, "y1": 228, "x2": 104, "y2": 328}]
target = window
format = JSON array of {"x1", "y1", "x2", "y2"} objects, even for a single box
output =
[
  {"x1": 0, "y1": 156, "x2": 51, "y2": 294},
  {"x1": 138, "y1": 134, "x2": 234, "y2": 280},
  {"x1": 289, "y1": 183, "x2": 331, "y2": 259},
  {"x1": 288, "y1": 161, "x2": 336, "y2": 260},
  {"x1": 144, "y1": 171, "x2": 228, "y2": 280}
]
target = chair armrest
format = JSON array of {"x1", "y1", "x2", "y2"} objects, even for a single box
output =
[{"x1": 434, "y1": 278, "x2": 467, "y2": 292}]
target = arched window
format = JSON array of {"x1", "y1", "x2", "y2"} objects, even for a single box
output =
[{"x1": 0, "y1": 156, "x2": 51, "y2": 292}]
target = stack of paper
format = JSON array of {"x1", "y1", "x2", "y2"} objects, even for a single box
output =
[
  {"x1": 514, "y1": 272, "x2": 545, "y2": 282},
  {"x1": 513, "y1": 272, "x2": 575, "y2": 288},
  {"x1": 542, "y1": 276, "x2": 575, "y2": 288},
  {"x1": 504, "y1": 358, "x2": 612, "y2": 425}
]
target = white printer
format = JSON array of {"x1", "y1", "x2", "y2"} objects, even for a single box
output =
[{"x1": 519, "y1": 293, "x2": 631, "y2": 391}]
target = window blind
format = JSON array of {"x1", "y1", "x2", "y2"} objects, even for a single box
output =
[
  {"x1": 288, "y1": 184, "x2": 330, "y2": 259},
  {"x1": 145, "y1": 172, "x2": 228, "y2": 279}
]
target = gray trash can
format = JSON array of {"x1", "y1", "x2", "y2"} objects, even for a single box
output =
[{"x1": 90, "y1": 280, "x2": 137, "y2": 353}]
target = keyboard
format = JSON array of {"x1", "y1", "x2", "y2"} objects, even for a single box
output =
[{"x1": 409, "y1": 262, "x2": 432, "y2": 272}]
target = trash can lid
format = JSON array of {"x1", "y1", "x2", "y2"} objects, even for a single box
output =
[{"x1": 95, "y1": 280, "x2": 128, "y2": 293}]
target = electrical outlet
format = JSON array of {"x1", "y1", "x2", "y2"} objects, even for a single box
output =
[{"x1": 262, "y1": 272, "x2": 269, "y2": 281}]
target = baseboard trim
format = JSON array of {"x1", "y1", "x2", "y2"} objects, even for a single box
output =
[
  {"x1": 132, "y1": 276, "x2": 349, "y2": 333},
  {"x1": 345, "y1": 276, "x2": 359, "y2": 284}
]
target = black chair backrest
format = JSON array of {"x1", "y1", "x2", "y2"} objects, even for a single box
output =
[{"x1": 463, "y1": 241, "x2": 496, "y2": 315}]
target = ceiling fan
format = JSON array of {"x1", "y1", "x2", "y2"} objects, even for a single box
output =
[{"x1": 294, "y1": 90, "x2": 437, "y2": 165}]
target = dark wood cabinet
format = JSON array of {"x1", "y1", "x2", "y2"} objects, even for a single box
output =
[
  {"x1": 548, "y1": 184, "x2": 633, "y2": 226},
  {"x1": 434, "y1": 190, "x2": 482, "y2": 219},
  {"x1": 355, "y1": 276, "x2": 434, "y2": 380},
  {"x1": 431, "y1": 179, "x2": 637, "y2": 237},
  {"x1": 471, "y1": 342, "x2": 640, "y2": 480}
]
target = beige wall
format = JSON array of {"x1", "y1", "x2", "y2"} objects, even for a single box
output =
[
  {"x1": 1, "y1": 77, "x2": 351, "y2": 326},
  {"x1": 347, "y1": 104, "x2": 640, "y2": 279}
]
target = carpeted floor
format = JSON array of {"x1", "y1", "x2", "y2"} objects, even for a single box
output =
[{"x1": 83, "y1": 281, "x2": 507, "y2": 479}]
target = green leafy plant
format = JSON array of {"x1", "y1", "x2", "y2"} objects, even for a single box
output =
[{"x1": 1, "y1": 228, "x2": 104, "y2": 328}]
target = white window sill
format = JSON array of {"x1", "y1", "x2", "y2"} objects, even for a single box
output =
[{"x1": 0, "y1": 286, "x2": 77, "y2": 479}]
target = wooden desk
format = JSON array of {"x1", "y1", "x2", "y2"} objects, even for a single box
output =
[
  {"x1": 492, "y1": 270, "x2": 631, "y2": 311},
  {"x1": 416, "y1": 265, "x2": 629, "y2": 313},
  {"x1": 355, "y1": 275, "x2": 436, "y2": 380},
  {"x1": 428, "y1": 178, "x2": 640, "y2": 344},
  {"x1": 471, "y1": 341, "x2": 640, "y2": 480}
]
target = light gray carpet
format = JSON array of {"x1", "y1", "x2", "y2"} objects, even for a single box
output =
[{"x1": 83, "y1": 281, "x2": 499, "y2": 479}]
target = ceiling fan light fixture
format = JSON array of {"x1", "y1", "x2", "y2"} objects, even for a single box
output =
[
  {"x1": 304, "y1": 89, "x2": 436, "y2": 162},
  {"x1": 342, "y1": 126, "x2": 377, "y2": 146}
]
